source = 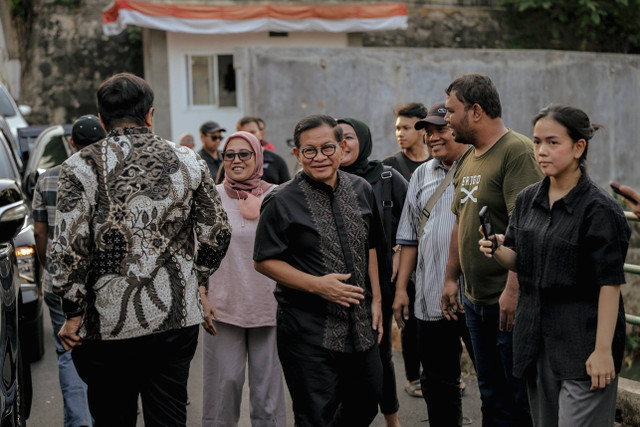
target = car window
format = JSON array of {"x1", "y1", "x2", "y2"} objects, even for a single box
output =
[
  {"x1": 0, "y1": 137, "x2": 19, "y2": 180},
  {"x1": 37, "y1": 135, "x2": 69, "y2": 170},
  {"x1": 0, "y1": 89, "x2": 16, "y2": 117}
]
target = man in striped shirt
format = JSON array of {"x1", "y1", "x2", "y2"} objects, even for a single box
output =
[{"x1": 393, "y1": 102, "x2": 473, "y2": 426}]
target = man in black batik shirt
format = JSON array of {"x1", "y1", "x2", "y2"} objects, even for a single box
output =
[{"x1": 254, "y1": 115, "x2": 384, "y2": 426}]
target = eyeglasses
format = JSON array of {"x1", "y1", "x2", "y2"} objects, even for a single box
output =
[
  {"x1": 299, "y1": 143, "x2": 339, "y2": 160},
  {"x1": 207, "y1": 134, "x2": 223, "y2": 141},
  {"x1": 222, "y1": 150, "x2": 255, "y2": 162}
]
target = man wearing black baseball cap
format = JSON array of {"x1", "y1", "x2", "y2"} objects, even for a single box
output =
[
  {"x1": 70, "y1": 114, "x2": 107, "y2": 150},
  {"x1": 32, "y1": 113, "x2": 107, "y2": 427},
  {"x1": 199, "y1": 120, "x2": 226, "y2": 180},
  {"x1": 395, "y1": 101, "x2": 474, "y2": 426}
]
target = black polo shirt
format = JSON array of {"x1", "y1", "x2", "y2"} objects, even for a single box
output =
[
  {"x1": 504, "y1": 174, "x2": 630, "y2": 380},
  {"x1": 198, "y1": 149, "x2": 222, "y2": 180},
  {"x1": 254, "y1": 170, "x2": 382, "y2": 353}
]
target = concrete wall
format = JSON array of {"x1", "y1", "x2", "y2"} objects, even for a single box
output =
[{"x1": 239, "y1": 46, "x2": 640, "y2": 191}]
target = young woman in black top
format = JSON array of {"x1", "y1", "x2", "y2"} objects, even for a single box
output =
[{"x1": 478, "y1": 104, "x2": 630, "y2": 426}]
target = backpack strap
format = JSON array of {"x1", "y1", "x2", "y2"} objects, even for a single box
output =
[{"x1": 381, "y1": 166, "x2": 394, "y2": 248}]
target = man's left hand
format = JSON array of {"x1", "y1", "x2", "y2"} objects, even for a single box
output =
[
  {"x1": 391, "y1": 249, "x2": 401, "y2": 282},
  {"x1": 371, "y1": 299, "x2": 383, "y2": 344},
  {"x1": 58, "y1": 317, "x2": 83, "y2": 351}
]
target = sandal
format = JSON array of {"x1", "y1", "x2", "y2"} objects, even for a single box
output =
[{"x1": 405, "y1": 380, "x2": 422, "y2": 398}]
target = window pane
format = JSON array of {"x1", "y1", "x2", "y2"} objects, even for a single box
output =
[
  {"x1": 217, "y1": 55, "x2": 237, "y2": 107},
  {"x1": 191, "y1": 56, "x2": 213, "y2": 106},
  {"x1": 37, "y1": 136, "x2": 69, "y2": 170}
]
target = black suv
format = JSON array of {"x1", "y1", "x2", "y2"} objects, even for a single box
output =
[
  {"x1": 0, "y1": 119, "x2": 44, "y2": 364},
  {"x1": 0, "y1": 178, "x2": 32, "y2": 426}
]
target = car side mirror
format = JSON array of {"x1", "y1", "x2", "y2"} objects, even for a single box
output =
[
  {"x1": 18, "y1": 105, "x2": 31, "y2": 116},
  {"x1": 0, "y1": 179, "x2": 27, "y2": 242}
]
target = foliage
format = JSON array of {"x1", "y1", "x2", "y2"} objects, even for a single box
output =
[
  {"x1": 501, "y1": 0, "x2": 640, "y2": 53},
  {"x1": 9, "y1": 0, "x2": 32, "y2": 18}
]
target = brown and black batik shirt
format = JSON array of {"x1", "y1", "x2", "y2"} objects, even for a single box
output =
[{"x1": 52, "y1": 127, "x2": 231, "y2": 340}]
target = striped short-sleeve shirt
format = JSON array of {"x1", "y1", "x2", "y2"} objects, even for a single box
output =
[{"x1": 396, "y1": 158, "x2": 463, "y2": 321}]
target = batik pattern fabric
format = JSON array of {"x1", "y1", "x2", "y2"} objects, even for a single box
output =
[
  {"x1": 254, "y1": 171, "x2": 380, "y2": 353},
  {"x1": 51, "y1": 127, "x2": 231, "y2": 341},
  {"x1": 299, "y1": 175, "x2": 373, "y2": 351}
]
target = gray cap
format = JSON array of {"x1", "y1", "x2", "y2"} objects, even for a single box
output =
[
  {"x1": 415, "y1": 102, "x2": 447, "y2": 130},
  {"x1": 200, "y1": 120, "x2": 226, "y2": 135}
]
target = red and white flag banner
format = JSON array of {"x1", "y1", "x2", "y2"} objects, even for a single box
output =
[{"x1": 102, "y1": 0, "x2": 408, "y2": 36}]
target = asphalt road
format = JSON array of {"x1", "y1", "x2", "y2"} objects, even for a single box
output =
[{"x1": 29, "y1": 308, "x2": 482, "y2": 426}]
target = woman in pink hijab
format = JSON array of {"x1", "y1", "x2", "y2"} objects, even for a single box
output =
[{"x1": 201, "y1": 131, "x2": 285, "y2": 426}]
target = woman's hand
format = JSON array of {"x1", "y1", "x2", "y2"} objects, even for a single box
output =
[
  {"x1": 371, "y1": 298, "x2": 383, "y2": 344},
  {"x1": 478, "y1": 225, "x2": 504, "y2": 258},
  {"x1": 585, "y1": 349, "x2": 616, "y2": 390}
]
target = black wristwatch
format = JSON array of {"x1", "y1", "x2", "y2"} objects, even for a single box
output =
[{"x1": 64, "y1": 309, "x2": 85, "y2": 319}]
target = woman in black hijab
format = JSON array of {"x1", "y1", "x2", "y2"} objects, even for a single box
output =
[{"x1": 338, "y1": 118, "x2": 408, "y2": 427}]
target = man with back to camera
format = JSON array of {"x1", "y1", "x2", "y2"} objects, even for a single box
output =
[
  {"x1": 382, "y1": 102, "x2": 430, "y2": 398},
  {"x1": 441, "y1": 74, "x2": 543, "y2": 426},
  {"x1": 33, "y1": 114, "x2": 106, "y2": 427},
  {"x1": 254, "y1": 114, "x2": 384, "y2": 426},
  {"x1": 199, "y1": 120, "x2": 226, "y2": 179},
  {"x1": 393, "y1": 102, "x2": 475, "y2": 426},
  {"x1": 179, "y1": 133, "x2": 195, "y2": 149},
  {"x1": 51, "y1": 72, "x2": 232, "y2": 426}
]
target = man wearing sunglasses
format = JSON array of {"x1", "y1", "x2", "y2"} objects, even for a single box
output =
[
  {"x1": 199, "y1": 120, "x2": 226, "y2": 179},
  {"x1": 254, "y1": 115, "x2": 384, "y2": 426}
]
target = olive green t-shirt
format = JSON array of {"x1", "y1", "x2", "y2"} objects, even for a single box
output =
[{"x1": 452, "y1": 130, "x2": 544, "y2": 305}]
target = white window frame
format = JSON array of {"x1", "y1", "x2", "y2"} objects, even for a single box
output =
[{"x1": 185, "y1": 52, "x2": 237, "y2": 108}]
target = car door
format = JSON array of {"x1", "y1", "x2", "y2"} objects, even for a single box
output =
[{"x1": 22, "y1": 125, "x2": 72, "y2": 199}]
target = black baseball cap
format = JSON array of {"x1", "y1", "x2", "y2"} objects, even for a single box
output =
[
  {"x1": 200, "y1": 121, "x2": 226, "y2": 135},
  {"x1": 71, "y1": 115, "x2": 107, "y2": 146},
  {"x1": 415, "y1": 102, "x2": 447, "y2": 130}
]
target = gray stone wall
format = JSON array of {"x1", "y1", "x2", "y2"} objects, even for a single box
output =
[
  {"x1": 14, "y1": 0, "x2": 142, "y2": 125},
  {"x1": 239, "y1": 46, "x2": 640, "y2": 191}
]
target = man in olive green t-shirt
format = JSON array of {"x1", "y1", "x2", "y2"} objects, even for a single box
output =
[{"x1": 441, "y1": 74, "x2": 543, "y2": 427}]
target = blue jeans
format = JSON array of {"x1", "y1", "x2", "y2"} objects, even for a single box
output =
[
  {"x1": 463, "y1": 295, "x2": 532, "y2": 427},
  {"x1": 44, "y1": 292, "x2": 93, "y2": 427}
]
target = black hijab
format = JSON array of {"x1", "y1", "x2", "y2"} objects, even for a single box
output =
[{"x1": 337, "y1": 118, "x2": 384, "y2": 184}]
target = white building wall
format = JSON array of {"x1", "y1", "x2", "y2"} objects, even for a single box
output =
[{"x1": 166, "y1": 31, "x2": 349, "y2": 146}]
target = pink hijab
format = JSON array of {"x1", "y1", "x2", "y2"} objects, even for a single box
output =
[{"x1": 222, "y1": 131, "x2": 272, "y2": 200}]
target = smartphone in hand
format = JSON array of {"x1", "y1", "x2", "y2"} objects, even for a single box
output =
[
  {"x1": 610, "y1": 181, "x2": 638, "y2": 204},
  {"x1": 478, "y1": 205, "x2": 497, "y2": 254}
]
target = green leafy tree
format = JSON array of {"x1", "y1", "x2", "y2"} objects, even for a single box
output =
[{"x1": 501, "y1": 0, "x2": 640, "y2": 53}]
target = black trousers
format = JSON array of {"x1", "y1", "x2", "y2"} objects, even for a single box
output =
[
  {"x1": 400, "y1": 281, "x2": 421, "y2": 382},
  {"x1": 378, "y1": 303, "x2": 399, "y2": 414},
  {"x1": 418, "y1": 316, "x2": 474, "y2": 427},
  {"x1": 72, "y1": 325, "x2": 199, "y2": 427},
  {"x1": 277, "y1": 331, "x2": 383, "y2": 427}
]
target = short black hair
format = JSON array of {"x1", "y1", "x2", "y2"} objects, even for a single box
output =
[
  {"x1": 293, "y1": 115, "x2": 343, "y2": 148},
  {"x1": 394, "y1": 102, "x2": 428, "y2": 120},
  {"x1": 236, "y1": 116, "x2": 260, "y2": 131},
  {"x1": 96, "y1": 73, "x2": 154, "y2": 131},
  {"x1": 445, "y1": 74, "x2": 502, "y2": 119}
]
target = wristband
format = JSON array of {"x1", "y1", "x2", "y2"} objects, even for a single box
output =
[{"x1": 64, "y1": 309, "x2": 84, "y2": 319}]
